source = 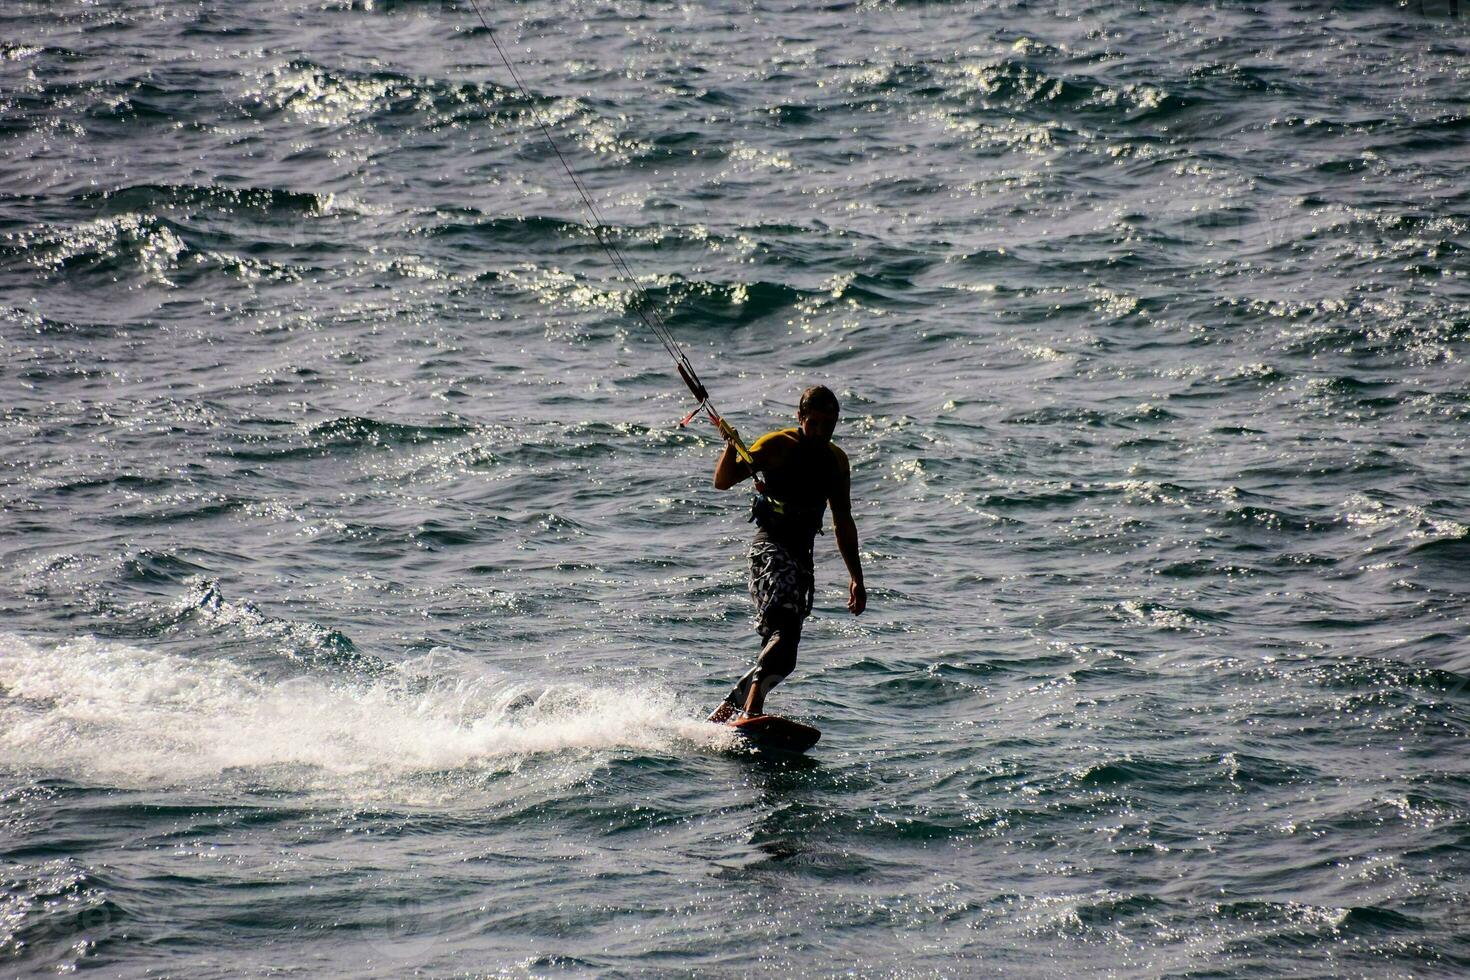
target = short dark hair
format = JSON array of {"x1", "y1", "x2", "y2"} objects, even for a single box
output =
[{"x1": 798, "y1": 385, "x2": 840, "y2": 417}]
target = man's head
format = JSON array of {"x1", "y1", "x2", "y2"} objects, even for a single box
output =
[{"x1": 797, "y1": 385, "x2": 840, "y2": 442}]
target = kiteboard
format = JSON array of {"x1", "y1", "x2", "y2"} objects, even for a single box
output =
[{"x1": 725, "y1": 714, "x2": 821, "y2": 754}]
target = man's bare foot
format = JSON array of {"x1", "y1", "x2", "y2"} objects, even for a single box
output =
[{"x1": 707, "y1": 701, "x2": 738, "y2": 723}]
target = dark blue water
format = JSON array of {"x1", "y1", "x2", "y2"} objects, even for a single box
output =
[{"x1": 3, "y1": 0, "x2": 1470, "y2": 974}]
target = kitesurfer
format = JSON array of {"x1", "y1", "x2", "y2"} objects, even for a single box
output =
[{"x1": 708, "y1": 385, "x2": 866, "y2": 721}]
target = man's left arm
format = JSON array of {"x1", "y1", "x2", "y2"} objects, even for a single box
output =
[{"x1": 830, "y1": 451, "x2": 866, "y2": 615}]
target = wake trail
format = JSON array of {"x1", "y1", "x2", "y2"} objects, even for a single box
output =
[{"x1": 0, "y1": 632, "x2": 734, "y2": 795}]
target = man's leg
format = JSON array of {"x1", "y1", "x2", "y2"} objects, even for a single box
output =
[
  {"x1": 709, "y1": 615, "x2": 802, "y2": 721},
  {"x1": 709, "y1": 539, "x2": 813, "y2": 723},
  {"x1": 741, "y1": 618, "x2": 800, "y2": 715}
]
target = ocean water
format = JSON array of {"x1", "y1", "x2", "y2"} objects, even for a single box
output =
[{"x1": 3, "y1": 0, "x2": 1469, "y2": 975}]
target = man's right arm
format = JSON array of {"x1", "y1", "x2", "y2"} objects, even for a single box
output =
[{"x1": 713, "y1": 440, "x2": 751, "y2": 489}]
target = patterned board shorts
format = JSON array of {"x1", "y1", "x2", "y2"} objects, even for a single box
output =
[{"x1": 748, "y1": 538, "x2": 815, "y2": 638}]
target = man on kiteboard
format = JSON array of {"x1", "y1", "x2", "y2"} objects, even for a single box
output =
[{"x1": 707, "y1": 385, "x2": 866, "y2": 722}]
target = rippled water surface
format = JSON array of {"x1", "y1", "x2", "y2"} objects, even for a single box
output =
[{"x1": 3, "y1": 0, "x2": 1470, "y2": 975}]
